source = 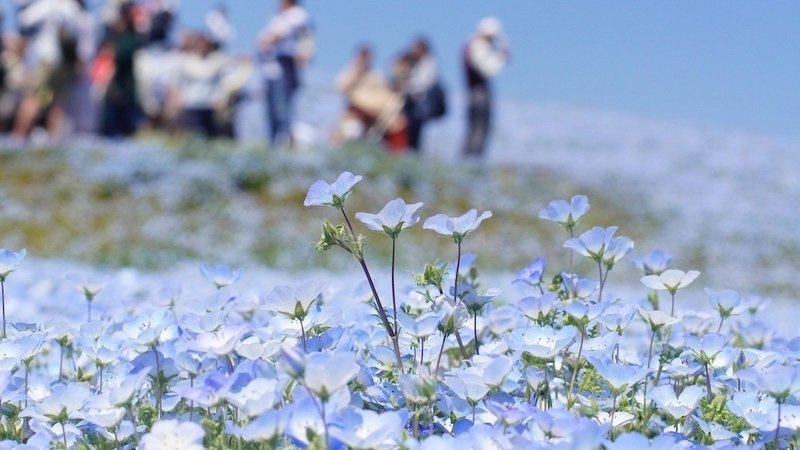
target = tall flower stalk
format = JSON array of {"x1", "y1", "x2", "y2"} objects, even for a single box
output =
[{"x1": 0, "y1": 248, "x2": 26, "y2": 338}]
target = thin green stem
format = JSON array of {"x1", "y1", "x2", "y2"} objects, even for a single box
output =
[
  {"x1": 597, "y1": 261, "x2": 604, "y2": 302},
  {"x1": 775, "y1": 400, "x2": 782, "y2": 449},
  {"x1": 454, "y1": 241, "x2": 462, "y2": 302},
  {"x1": 61, "y1": 422, "x2": 68, "y2": 449},
  {"x1": 59, "y1": 344, "x2": 64, "y2": 383},
  {"x1": 435, "y1": 333, "x2": 449, "y2": 378},
  {"x1": 716, "y1": 316, "x2": 725, "y2": 333},
  {"x1": 299, "y1": 318, "x2": 307, "y2": 352},
  {"x1": 647, "y1": 329, "x2": 656, "y2": 369},
  {"x1": 568, "y1": 326, "x2": 586, "y2": 404},
  {"x1": 473, "y1": 314, "x2": 479, "y2": 356},
  {"x1": 1, "y1": 279, "x2": 6, "y2": 338},
  {"x1": 704, "y1": 362, "x2": 713, "y2": 402},
  {"x1": 391, "y1": 237, "x2": 398, "y2": 336},
  {"x1": 670, "y1": 292, "x2": 676, "y2": 317}
]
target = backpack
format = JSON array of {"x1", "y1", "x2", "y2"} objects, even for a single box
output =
[{"x1": 426, "y1": 81, "x2": 447, "y2": 119}]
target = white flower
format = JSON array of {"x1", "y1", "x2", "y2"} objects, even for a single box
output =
[
  {"x1": 304, "y1": 171, "x2": 362, "y2": 208},
  {"x1": 200, "y1": 263, "x2": 241, "y2": 289},
  {"x1": 423, "y1": 209, "x2": 492, "y2": 243},
  {"x1": 192, "y1": 325, "x2": 245, "y2": 356},
  {"x1": 538, "y1": 195, "x2": 590, "y2": 229},
  {"x1": 397, "y1": 311, "x2": 440, "y2": 340},
  {"x1": 140, "y1": 420, "x2": 205, "y2": 450},
  {"x1": 649, "y1": 385, "x2": 705, "y2": 420},
  {"x1": 564, "y1": 226, "x2": 618, "y2": 261},
  {"x1": 0, "y1": 248, "x2": 26, "y2": 280},
  {"x1": 513, "y1": 257, "x2": 547, "y2": 286},
  {"x1": 355, "y1": 198, "x2": 423, "y2": 238},
  {"x1": 641, "y1": 269, "x2": 700, "y2": 295}
]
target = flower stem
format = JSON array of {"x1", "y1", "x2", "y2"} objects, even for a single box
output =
[
  {"x1": 435, "y1": 333, "x2": 449, "y2": 378},
  {"x1": 454, "y1": 241, "x2": 462, "y2": 303},
  {"x1": 716, "y1": 316, "x2": 725, "y2": 333},
  {"x1": 775, "y1": 400, "x2": 782, "y2": 449},
  {"x1": 647, "y1": 329, "x2": 656, "y2": 369},
  {"x1": 87, "y1": 300, "x2": 92, "y2": 322},
  {"x1": 704, "y1": 362, "x2": 713, "y2": 401},
  {"x1": 358, "y1": 257, "x2": 404, "y2": 372},
  {"x1": 419, "y1": 338, "x2": 425, "y2": 368},
  {"x1": 568, "y1": 326, "x2": 586, "y2": 404},
  {"x1": 473, "y1": 314, "x2": 479, "y2": 356},
  {"x1": 670, "y1": 292, "x2": 676, "y2": 317},
  {"x1": 0, "y1": 278, "x2": 6, "y2": 339},
  {"x1": 61, "y1": 422, "x2": 68, "y2": 449},
  {"x1": 391, "y1": 237, "x2": 398, "y2": 337},
  {"x1": 299, "y1": 318, "x2": 307, "y2": 352},
  {"x1": 597, "y1": 261, "x2": 605, "y2": 302},
  {"x1": 59, "y1": 343, "x2": 64, "y2": 383}
]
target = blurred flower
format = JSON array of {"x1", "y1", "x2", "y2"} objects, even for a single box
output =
[
  {"x1": 641, "y1": 269, "x2": 700, "y2": 295},
  {"x1": 232, "y1": 409, "x2": 290, "y2": 442},
  {"x1": 66, "y1": 274, "x2": 107, "y2": 300},
  {"x1": 513, "y1": 257, "x2": 546, "y2": 286},
  {"x1": 140, "y1": 420, "x2": 205, "y2": 450},
  {"x1": 0, "y1": 248, "x2": 26, "y2": 280},
  {"x1": 636, "y1": 250, "x2": 672, "y2": 276},
  {"x1": 304, "y1": 171, "x2": 362, "y2": 208},
  {"x1": 355, "y1": 198, "x2": 423, "y2": 238},
  {"x1": 538, "y1": 195, "x2": 590, "y2": 230},
  {"x1": 604, "y1": 433, "x2": 685, "y2": 450},
  {"x1": 199, "y1": 263, "x2": 241, "y2": 289},
  {"x1": 603, "y1": 236, "x2": 634, "y2": 269},
  {"x1": 424, "y1": 209, "x2": 492, "y2": 244}
]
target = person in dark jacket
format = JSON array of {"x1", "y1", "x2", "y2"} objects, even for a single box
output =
[{"x1": 100, "y1": 2, "x2": 141, "y2": 137}]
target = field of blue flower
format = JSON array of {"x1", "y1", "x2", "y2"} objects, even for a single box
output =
[{"x1": 1, "y1": 103, "x2": 800, "y2": 448}]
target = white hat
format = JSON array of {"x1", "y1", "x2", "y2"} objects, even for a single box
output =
[{"x1": 477, "y1": 16, "x2": 502, "y2": 37}]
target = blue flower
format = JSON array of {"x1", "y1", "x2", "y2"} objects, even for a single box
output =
[
  {"x1": 304, "y1": 171, "x2": 363, "y2": 208},
  {"x1": 0, "y1": 248, "x2": 25, "y2": 280},
  {"x1": 539, "y1": 195, "x2": 590, "y2": 230},
  {"x1": 564, "y1": 226, "x2": 618, "y2": 262},
  {"x1": 199, "y1": 263, "x2": 241, "y2": 289},
  {"x1": 355, "y1": 198, "x2": 423, "y2": 238},
  {"x1": 424, "y1": 209, "x2": 492, "y2": 244},
  {"x1": 513, "y1": 257, "x2": 546, "y2": 286},
  {"x1": 636, "y1": 249, "x2": 672, "y2": 276}
]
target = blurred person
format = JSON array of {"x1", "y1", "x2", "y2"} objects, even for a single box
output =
[
  {"x1": 99, "y1": 1, "x2": 142, "y2": 137},
  {"x1": 0, "y1": 34, "x2": 28, "y2": 132},
  {"x1": 404, "y1": 36, "x2": 443, "y2": 152},
  {"x1": 258, "y1": 0, "x2": 311, "y2": 148},
  {"x1": 334, "y1": 45, "x2": 407, "y2": 151},
  {"x1": 173, "y1": 32, "x2": 227, "y2": 137},
  {"x1": 462, "y1": 16, "x2": 508, "y2": 158},
  {"x1": 134, "y1": 0, "x2": 178, "y2": 130},
  {"x1": 12, "y1": 0, "x2": 94, "y2": 139}
]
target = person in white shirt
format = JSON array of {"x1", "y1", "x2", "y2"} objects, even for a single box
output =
[
  {"x1": 462, "y1": 17, "x2": 509, "y2": 158},
  {"x1": 258, "y1": 0, "x2": 310, "y2": 148}
]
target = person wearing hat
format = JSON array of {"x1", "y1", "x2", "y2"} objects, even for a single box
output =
[{"x1": 463, "y1": 16, "x2": 508, "y2": 158}]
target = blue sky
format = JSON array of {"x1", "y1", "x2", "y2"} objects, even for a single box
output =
[
  {"x1": 178, "y1": 1, "x2": 799, "y2": 139},
  {"x1": 5, "y1": 1, "x2": 799, "y2": 138}
]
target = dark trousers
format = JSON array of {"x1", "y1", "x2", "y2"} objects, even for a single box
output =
[
  {"x1": 265, "y1": 56, "x2": 299, "y2": 147},
  {"x1": 463, "y1": 87, "x2": 491, "y2": 158}
]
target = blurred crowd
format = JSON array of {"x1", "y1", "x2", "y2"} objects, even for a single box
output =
[
  {"x1": 0, "y1": 0, "x2": 252, "y2": 141},
  {"x1": 0, "y1": 0, "x2": 508, "y2": 157}
]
